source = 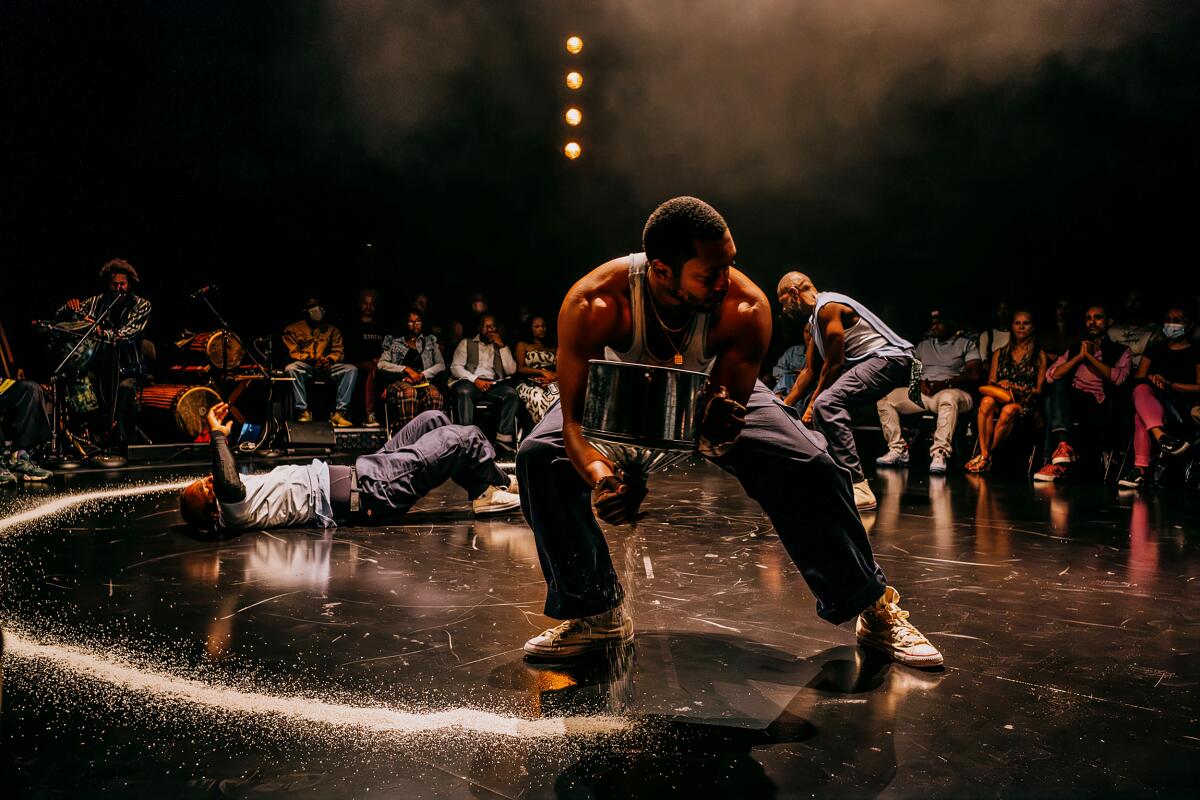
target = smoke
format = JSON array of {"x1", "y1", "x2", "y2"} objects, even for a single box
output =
[{"x1": 325, "y1": 0, "x2": 1170, "y2": 205}]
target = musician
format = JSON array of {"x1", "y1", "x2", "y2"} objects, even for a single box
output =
[
  {"x1": 282, "y1": 298, "x2": 356, "y2": 427},
  {"x1": 517, "y1": 196, "x2": 942, "y2": 668},
  {"x1": 57, "y1": 258, "x2": 152, "y2": 450},
  {"x1": 178, "y1": 403, "x2": 519, "y2": 533},
  {"x1": 0, "y1": 378, "x2": 53, "y2": 485}
]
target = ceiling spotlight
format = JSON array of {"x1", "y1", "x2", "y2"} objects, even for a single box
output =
[
  {"x1": 566, "y1": 71, "x2": 583, "y2": 90},
  {"x1": 565, "y1": 107, "x2": 582, "y2": 126},
  {"x1": 566, "y1": 36, "x2": 583, "y2": 54},
  {"x1": 564, "y1": 141, "x2": 582, "y2": 160}
]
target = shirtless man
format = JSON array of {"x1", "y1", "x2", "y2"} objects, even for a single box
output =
[
  {"x1": 179, "y1": 403, "x2": 519, "y2": 534},
  {"x1": 517, "y1": 197, "x2": 941, "y2": 667}
]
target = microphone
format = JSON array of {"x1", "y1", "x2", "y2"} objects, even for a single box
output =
[{"x1": 189, "y1": 285, "x2": 216, "y2": 299}]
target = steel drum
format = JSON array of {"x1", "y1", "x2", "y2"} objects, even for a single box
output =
[{"x1": 581, "y1": 359, "x2": 708, "y2": 477}]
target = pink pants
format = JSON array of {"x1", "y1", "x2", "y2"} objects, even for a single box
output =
[{"x1": 1132, "y1": 383, "x2": 1166, "y2": 467}]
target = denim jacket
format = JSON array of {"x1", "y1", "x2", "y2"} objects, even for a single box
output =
[{"x1": 378, "y1": 334, "x2": 446, "y2": 379}]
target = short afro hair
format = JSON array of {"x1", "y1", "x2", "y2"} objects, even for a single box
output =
[
  {"x1": 99, "y1": 258, "x2": 139, "y2": 286},
  {"x1": 642, "y1": 196, "x2": 728, "y2": 270}
]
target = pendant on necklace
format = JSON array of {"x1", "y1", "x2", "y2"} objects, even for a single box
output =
[{"x1": 673, "y1": 352, "x2": 683, "y2": 366}]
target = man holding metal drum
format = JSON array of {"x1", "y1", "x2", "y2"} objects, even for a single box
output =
[{"x1": 517, "y1": 196, "x2": 942, "y2": 668}]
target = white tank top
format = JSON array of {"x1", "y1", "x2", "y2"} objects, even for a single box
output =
[
  {"x1": 603, "y1": 253, "x2": 716, "y2": 374},
  {"x1": 218, "y1": 460, "x2": 335, "y2": 530},
  {"x1": 841, "y1": 317, "x2": 889, "y2": 361}
]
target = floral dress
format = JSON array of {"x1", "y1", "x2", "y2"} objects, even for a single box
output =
[
  {"x1": 995, "y1": 343, "x2": 1041, "y2": 415},
  {"x1": 515, "y1": 347, "x2": 559, "y2": 424}
]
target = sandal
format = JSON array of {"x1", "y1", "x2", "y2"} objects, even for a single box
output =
[{"x1": 966, "y1": 456, "x2": 991, "y2": 473}]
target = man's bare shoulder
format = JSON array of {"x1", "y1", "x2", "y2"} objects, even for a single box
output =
[
  {"x1": 719, "y1": 269, "x2": 771, "y2": 329},
  {"x1": 562, "y1": 257, "x2": 630, "y2": 320}
]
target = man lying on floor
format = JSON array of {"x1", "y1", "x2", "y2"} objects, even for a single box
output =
[{"x1": 179, "y1": 402, "x2": 519, "y2": 533}]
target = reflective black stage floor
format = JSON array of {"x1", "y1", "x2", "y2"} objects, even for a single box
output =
[{"x1": 2, "y1": 463, "x2": 1198, "y2": 798}]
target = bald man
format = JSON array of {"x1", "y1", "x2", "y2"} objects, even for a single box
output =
[
  {"x1": 777, "y1": 273, "x2": 915, "y2": 511},
  {"x1": 518, "y1": 197, "x2": 941, "y2": 668}
]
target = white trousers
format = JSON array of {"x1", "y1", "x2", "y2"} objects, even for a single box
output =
[{"x1": 876, "y1": 387, "x2": 973, "y2": 457}]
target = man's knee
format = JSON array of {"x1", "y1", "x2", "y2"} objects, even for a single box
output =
[
  {"x1": 813, "y1": 392, "x2": 841, "y2": 422},
  {"x1": 453, "y1": 381, "x2": 476, "y2": 398},
  {"x1": 284, "y1": 362, "x2": 307, "y2": 378},
  {"x1": 412, "y1": 409, "x2": 450, "y2": 429}
]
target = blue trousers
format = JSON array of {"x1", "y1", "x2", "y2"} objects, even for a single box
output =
[
  {"x1": 353, "y1": 410, "x2": 507, "y2": 518},
  {"x1": 284, "y1": 361, "x2": 357, "y2": 412},
  {"x1": 813, "y1": 355, "x2": 911, "y2": 482},
  {"x1": 517, "y1": 381, "x2": 886, "y2": 625}
]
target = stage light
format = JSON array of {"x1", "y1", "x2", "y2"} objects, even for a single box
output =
[
  {"x1": 564, "y1": 142, "x2": 582, "y2": 160},
  {"x1": 566, "y1": 71, "x2": 583, "y2": 90},
  {"x1": 566, "y1": 36, "x2": 583, "y2": 55},
  {"x1": 565, "y1": 107, "x2": 582, "y2": 126}
]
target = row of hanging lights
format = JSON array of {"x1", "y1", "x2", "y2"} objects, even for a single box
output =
[{"x1": 563, "y1": 36, "x2": 583, "y2": 160}]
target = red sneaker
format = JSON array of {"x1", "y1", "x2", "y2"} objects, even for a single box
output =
[
  {"x1": 1050, "y1": 442, "x2": 1077, "y2": 465},
  {"x1": 1034, "y1": 463, "x2": 1068, "y2": 483}
]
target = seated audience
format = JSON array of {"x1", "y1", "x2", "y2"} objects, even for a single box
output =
[
  {"x1": 449, "y1": 314, "x2": 519, "y2": 451},
  {"x1": 1119, "y1": 307, "x2": 1199, "y2": 489},
  {"x1": 1108, "y1": 290, "x2": 1158, "y2": 370},
  {"x1": 378, "y1": 310, "x2": 445, "y2": 429},
  {"x1": 876, "y1": 310, "x2": 982, "y2": 474},
  {"x1": 344, "y1": 288, "x2": 388, "y2": 427},
  {"x1": 282, "y1": 297, "x2": 356, "y2": 427},
  {"x1": 978, "y1": 300, "x2": 1012, "y2": 364},
  {"x1": 514, "y1": 315, "x2": 559, "y2": 425},
  {"x1": 967, "y1": 310, "x2": 1046, "y2": 473},
  {"x1": 774, "y1": 323, "x2": 812, "y2": 403},
  {"x1": 0, "y1": 378, "x2": 54, "y2": 485},
  {"x1": 179, "y1": 403, "x2": 519, "y2": 533},
  {"x1": 1034, "y1": 305, "x2": 1131, "y2": 482}
]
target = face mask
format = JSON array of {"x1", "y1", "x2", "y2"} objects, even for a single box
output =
[
  {"x1": 1163, "y1": 323, "x2": 1187, "y2": 340},
  {"x1": 308, "y1": 307, "x2": 325, "y2": 322}
]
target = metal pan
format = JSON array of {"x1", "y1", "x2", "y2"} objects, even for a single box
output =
[{"x1": 581, "y1": 360, "x2": 709, "y2": 452}]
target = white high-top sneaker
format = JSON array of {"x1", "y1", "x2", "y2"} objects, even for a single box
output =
[
  {"x1": 524, "y1": 606, "x2": 634, "y2": 658},
  {"x1": 853, "y1": 480, "x2": 877, "y2": 511},
  {"x1": 472, "y1": 485, "x2": 521, "y2": 516},
  {"x1": 856, "y1": 586, "x2": 943, "y2": 667}
]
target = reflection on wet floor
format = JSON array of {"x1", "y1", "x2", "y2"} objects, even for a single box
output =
[{"x1": 1, "y1": 462, "x2": 1198, "y2": 797}]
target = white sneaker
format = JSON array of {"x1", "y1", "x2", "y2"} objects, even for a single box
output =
[
  {"x1": 853, "y1": 480, "x2": 877, "y2": 511},
  {"x1": 524, "y1": 606, "x2": 634, "y2": 658},
  {"x1": 929, "y1": 453, "x2": 947, "y2": 475},
  {"x1": 472, "y1": 485, "x2": 521, "y2": 516},
  {"x1": 856, "y1": 586, "x2": 943, "y2": 667},
  {"x1": 876, "y1": 449, "x2": 909, "y2": 467}
]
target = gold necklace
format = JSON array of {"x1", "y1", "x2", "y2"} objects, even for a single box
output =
[{"x1": 645, "y1": 280, "x2": 694, "y2": 365}]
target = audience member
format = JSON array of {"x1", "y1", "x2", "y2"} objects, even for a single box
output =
[
  {"x1": 514, "y1": 315, "x2": 559, "y2": 425},
  {"x1": 1034, "y1": 305, "x2": 1131, "y2": 482},
  {"x1": 966, "y1": 310, "x2": 1046, "y2": 473},
  {"x1": 978, "y1": 300, "x2": 1012, "y2": 363},
  {"x1": 0, "y1": 378, "x2": 54, "y2": 484},
  {"x1": 344, "y1": 289, "x2": 388, "y2": 426},
  {"x1": 778, "y1": 272, "x2": 914, "y2": 511},
  {"x1": 1108, "y1": 290, "x2": 1158, "y2": 369},
  {"x1": 876, "y1": 310, "x2": 982, "y2": 474},
  {"x1": 378, "y1": 309, "x2": 445, "y2": 429},
  {"x1": 1118, "y1": 307, "x2": 1198, "y2": 489},
  {"x1": 282, "y1": 298, "x2": 356, "y2": 427},
  {"x1": 450, "y1": 314, "x2": 519, "y2": 451},
  {"x1": 1039, "y1": 298, "x2": 1074, "y2": 361}
]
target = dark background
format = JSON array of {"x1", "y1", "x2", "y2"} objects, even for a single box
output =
[{"x1": 3, "y1": 0, "x2": 1198, "y2": 376}]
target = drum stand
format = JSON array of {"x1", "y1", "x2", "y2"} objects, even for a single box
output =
[
  {"x1": 43, "y1": 294, "x2": 124, "y2": 469},
  {"x1": 191, "y1": 287, "x2": 285, "y2": 455}
]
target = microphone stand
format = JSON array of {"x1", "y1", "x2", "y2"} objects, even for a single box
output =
[
  {"x1": 192, "y1": 288, "x2": 282, "y2": 455},
  {"x1": 47, "y1": 292, "x2": 124, "y2": 464}
]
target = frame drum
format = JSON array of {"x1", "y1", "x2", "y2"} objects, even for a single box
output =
[{"x1": 139, "y1": 384, "x2": 221, "y2": 439}]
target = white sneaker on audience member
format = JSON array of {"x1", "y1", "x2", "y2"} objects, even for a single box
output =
[
  {"x1": 929, "y1": 454, "x2": 948, "y2": 475},
  {"x1": 876, "y1": 448, "x2": 909, "y2": 467}
]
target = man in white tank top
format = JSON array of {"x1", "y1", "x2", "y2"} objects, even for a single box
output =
[
  {"x1": 778, "y1": 272, "x2": 914, "y2": 511},
  {"x1": 517, "y1": 197, "x2": 941, "y2": 669}
]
